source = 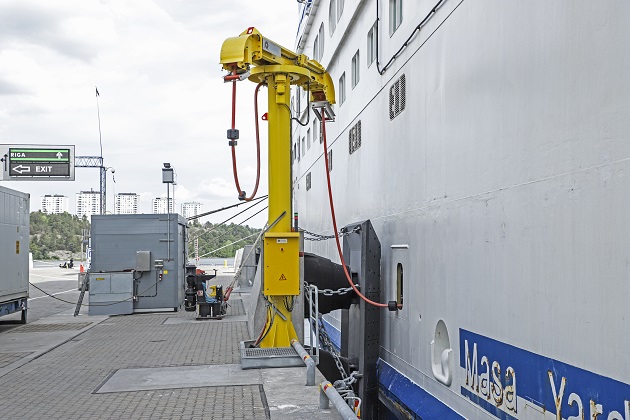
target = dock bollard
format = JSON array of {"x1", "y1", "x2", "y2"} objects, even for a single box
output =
[
  {"x1": 290, "y1": 339, "x2": 315, "y2": 386},
  {"x1": 319, "y1": 383, "x2": 329, "y2": 409},
  {"x1": 320, "y1": 381, "x2": 359, "y2": 420}
]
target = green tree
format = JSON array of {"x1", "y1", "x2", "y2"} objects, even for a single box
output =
[{"x1": 29, "y1": 211, "x2": 90, "y2": 259}]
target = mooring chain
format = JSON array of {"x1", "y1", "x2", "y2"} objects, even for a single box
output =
[
  {"x1": 318, "y1": 287, "x2": 354, "y2": 296},
  {"x1": 317, "y1": 317, "x2": 349, "y2": 381},
  {"x1": 340, "y1": 371, "x2": 362, "y2": 386},
  {"x1": 300, "y1": 225, "x2": 361, "y2": 241},
  {"x1": 304, "y1": 283, "x2": 349, "y2": 381}
]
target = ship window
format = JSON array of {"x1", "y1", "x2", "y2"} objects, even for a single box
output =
[
  {"x1": 318, "y1": 23, "x2": 325, "y2": 60},
  {"x1": 351, "y1": 50, "x2": 360, "y2": 88},
  {"x1": 367, "y1": 22, "x2": 376, "y2": 67},
  {"x1": 349, "y1": 120, "x2": 361, "y2": 154},
  {"x1": 314, "y1": 119, "x2": 320, "y2": 144},
  {"x1": 296, "y1": 90, "x2": 301, "y2": 113},
  {"x1": 306, "y1": 172, "x2": 312, "y2": 191},
  {"x1": 396, "y1": 263, "x2": 404, "y2": 308},
  {"x1": 339, "y1": 72, "x2": 346, "y2": 105},
  {"x1": 389, "y1": 0, "x2": 403, "y2": 36},
  {"x1": 307, "y1": 128, "x2": 311, "y2": 150},
  {"x1": 313, "y1": 35, "x2": 319, "y2": 62},
  {"x1": 329, "y1": 0, "x2": 336, "y2": 35},
  {"x1": 328, "y1": 149, "x2": 333, "y2": 171},
  {"x1": 337, "y1": 0, "x2": 344, "y2": 21},
  {"x1": 297, "y1": 139, "x2": 301, "y2": 161},
  {"x1": 301, "y1": 136, "x2": 306, "y2": 157},
  {"x1": 389, "y1": 74, "x2": 406, "y2": 120}
]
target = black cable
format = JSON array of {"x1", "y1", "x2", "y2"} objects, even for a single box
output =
[
  {"x1": 188, "y1": 206, "x2": 267, "y2": 260},
  {"x1": 291, "y1": 81, "x2": 310, "y2": 127},
  {"x1": 29, "y1": 276, "x2": 162, "y2": 307},
  {"x1": 186, "y1": 195, "x2": 268, "y2": 221},
  {"x1": 201, "y1": 206, "x2": 267, "y2": 247},
  {"x1": 376, "y1": 0, "x2": 446, "y2": 75},
  {"x1": 137, "y1": 270, "x2": 160, "y2": 298},
  {"x1": 188, "y1": 197, "x2": 267, "y2": 244}
]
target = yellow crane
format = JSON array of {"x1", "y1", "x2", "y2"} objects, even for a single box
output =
[{"x1": 220, "y1": 28, "x2": 335, "y2": 348}]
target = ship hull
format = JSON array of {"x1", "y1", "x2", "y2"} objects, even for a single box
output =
[{"x1": 293, "y1": 1, "x2": 630, "y2": 418}]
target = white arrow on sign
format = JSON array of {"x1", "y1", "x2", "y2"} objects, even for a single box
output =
[
  {"x1": 56, "y1": 152, "x2": 63, "y2": 159},
  {"x1": 12, "y1": 165, "x2": 31, "y2": 174}
]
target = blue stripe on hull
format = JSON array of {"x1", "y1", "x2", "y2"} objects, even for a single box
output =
[
  {"x1": 460, "y1": 387, "x2": 517, "y2": 420},
  {"x1": 378, "y1": 359, "x2": 465, "y2": 420},
  {"x1": 321, "y1": 317, "x2": 341, "y2": 351}
]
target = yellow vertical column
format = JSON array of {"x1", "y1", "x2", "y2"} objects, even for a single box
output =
[
  {"x1": 259, "y1": 73, "x2": 299, "y2": 348},
  {"x1": 266, "y1": 73, "x2": 292, "y2": 233}
]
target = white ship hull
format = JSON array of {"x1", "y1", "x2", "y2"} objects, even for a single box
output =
[{"x1": 293, "y1": 1, "x2": 630, "y2": 418}]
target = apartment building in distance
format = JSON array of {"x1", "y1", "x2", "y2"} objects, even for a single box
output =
[
  {"x1": 76, "y1": 191, "x2": 101, "y2": 218},
  {"x1": 114, "y1": 193, "x2": 140, "y2": 214},
  {"x1": 181, "y1": 202, "x2": 202, "y2": 220},
  {"x1": 41, "y1": 195, "x2": 69, "y2": 214},
  {"x1": 152, "y1": 197, "x2": 173, "y2": 214}
]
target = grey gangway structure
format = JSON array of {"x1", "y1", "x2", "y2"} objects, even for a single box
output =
[{"x1": 75, "y1": 156, "x2": 107, "y2": 215}]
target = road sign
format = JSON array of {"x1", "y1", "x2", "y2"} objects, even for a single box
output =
[{"x1": 1, "y1": 144, "x2": 75, "y2": 181}]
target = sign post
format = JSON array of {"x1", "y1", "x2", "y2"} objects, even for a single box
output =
[{"x1": 0, "y1": 145, "x2": 75, "y2": 181}]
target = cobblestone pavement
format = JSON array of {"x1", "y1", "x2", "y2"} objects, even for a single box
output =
[{"x1": 0, "y1": 306, "x2": 269, "y2": 419}]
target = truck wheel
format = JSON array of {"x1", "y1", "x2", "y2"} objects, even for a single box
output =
[{"x1": 20, "y1": 308, "x2": 27, "y2": 324}]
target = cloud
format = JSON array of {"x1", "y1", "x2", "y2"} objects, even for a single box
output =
[
  {"x1": 0, "y1": 78, "x2": 29, "y2": 95},
  {"x1": 0, "y1": 2, "x2": 113, "y2": 62},
  {"x1": 0, "y1": 0, "x2": 297, "y2": 228},
  {"x1": 197, "y1": 177, "x2": 241, "y2": 199}
]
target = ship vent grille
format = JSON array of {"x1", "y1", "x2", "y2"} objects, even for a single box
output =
[
  {"x1": 306, "y1": 172, "x2": 312, "y2": 190},
  {"x1": 349, "y1": 120, "x2": 361, "y2": 154},
  {"x1": 389, "y1": 74, "x2": 406, "y2": 120}
]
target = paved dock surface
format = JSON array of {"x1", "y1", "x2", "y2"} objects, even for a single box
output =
[{"x1": 0, "y1": 266, "x2": 338, "y2": 419}]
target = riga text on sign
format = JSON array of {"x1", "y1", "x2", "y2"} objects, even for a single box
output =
[{"x1": 1, "y1": 145, "x2": 75, "y2": 181}]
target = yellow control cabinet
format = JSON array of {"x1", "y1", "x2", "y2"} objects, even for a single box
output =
[{"x1": 263, "y1": 232, "x2": 300, "y2": 296}]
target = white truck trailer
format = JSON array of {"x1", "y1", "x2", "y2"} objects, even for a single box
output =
[{"x1": 0, "y1": 185, "x2": 29, "y2": 323}]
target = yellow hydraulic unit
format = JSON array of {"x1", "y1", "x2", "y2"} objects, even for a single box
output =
[{"x1": 220, "y1": 28, "x2": 335, "y2": 348}]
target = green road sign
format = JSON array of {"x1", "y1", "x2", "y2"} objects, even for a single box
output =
[
  {"x1": 1, "y1": 144, "x2": 75, "y2": 181},
  {"x1": 9, "y1": 148, "x2": 70, "y2": 162}
]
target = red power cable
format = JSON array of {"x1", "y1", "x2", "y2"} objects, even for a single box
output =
[
  {"x1": 321, "y1": 115, "x2": 388, "y2": 308},
  {"x1": 229, "y1": 66, "x2": 262, "y2": 202}
]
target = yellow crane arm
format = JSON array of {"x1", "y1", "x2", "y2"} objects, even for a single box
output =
[{"x1": 220, "y1": 27, "x2": 335, "y2": 104}]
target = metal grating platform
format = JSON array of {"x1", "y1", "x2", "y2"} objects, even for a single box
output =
[
  {"x1": 243, "y1": 346, "x2": 298, "y2": 357},
  {"x1": 9, "y1": 322, "x2": 92, "y2": 333},
  {"x1": 240, "y1": 340, "x2": 304, "y2": 370}
]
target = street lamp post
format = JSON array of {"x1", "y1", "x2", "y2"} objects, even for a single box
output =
[
  {"x1": 100, "y1": 166, "x2": 115, "y2": 214},
  {"x1": 163, "y1": 163, "x2": 175, "y2": 260}
]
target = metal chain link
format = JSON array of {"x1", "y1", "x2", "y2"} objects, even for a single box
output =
[
  {"x1": 305, "y1": 282, "x2": 364, "y2": 415},
  {"x1": 304, "y1": 283, "x2": 349, "y2": 381},
  {"x1": 317, "y1": 317, "x2": 349, "y2": 381},
  {"x1": 300, "y1": 225, "x2": 361, "y2": 241},
  {"x1": 340, "y1": 371, "x2": 362, "y2": 386},
  {"x1": 318, "y1": 287, "x2": 354, "y2": 296}
]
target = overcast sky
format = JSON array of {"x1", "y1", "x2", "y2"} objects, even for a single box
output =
[{"x1": 0, "y1": 0, "x2": 300, "y2": 227}]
